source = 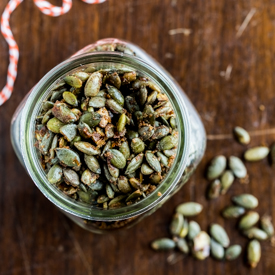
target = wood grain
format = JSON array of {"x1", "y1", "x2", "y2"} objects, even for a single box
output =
[{"x1": 1, "y1": 0, "x2": 275, "y2": 274}]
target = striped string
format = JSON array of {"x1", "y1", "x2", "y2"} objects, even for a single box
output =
[{"x1": 0, "y1": 0, "x2": 106, "y2": 106}]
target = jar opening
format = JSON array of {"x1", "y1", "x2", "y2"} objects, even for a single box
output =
[{"x1": 21, "y1": 52, "x2": 190, "y2": 221}]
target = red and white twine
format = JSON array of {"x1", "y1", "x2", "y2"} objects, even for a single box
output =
[{"x1": 0, "y1": 0, "x2": 106, "y2": 106}]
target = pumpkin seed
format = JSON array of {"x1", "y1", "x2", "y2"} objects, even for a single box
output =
[
  {"x1": 42, "y1": 101, "x2": 54, "y2": 111},
  {"x1": 107, "y1": 161, "x2": 119, "y2": 178},
  {"x1": 179, "y1": 219, "x2": 189, "y2": 238},
  {"x1": 138, "y1": 125, "x2": 155, "y2": 141},
  {"x1": 63, "y1": 168, "x2": 80, "y2": 187},
  {"x1": 239, "y1": 211, "x2": 259, "y2": 230},
  {"x1": 74, "y1": 141, "x2": 101, "y2": 155},
  {"x1": 147, "y1": 91, "x2": 158, "y2": 104},
  {"x1": 209, "y1": 224, "x2": 230, "y2": 248},
  {"x1": 170, "y1": 117, "x2": 177, "y2": 129},
  {"x1": 206, "y1": 155, "x2": 226, "y2": 180},
  {"x1": 47, "y1": 117, "x2": 65, "y2": 133},
  {"x1": 207, "y1": 179, "x2": 221, "y2": 199},
  {"x1": 117, "y1": 176, "x2": 132, "y2": 193},
  {"x1": 176, "y1": 202, "x2": 203, "y2": 216},
  {"x1": 63, "y1": 92, "x2": 78, "y2": 106},
  {"x1": 42, "y1": 109, "x2": 52, "y2": 125},
  {"x1": 81, "y1": 169, "x2": 97, "y2": 186},
  {"x1": 163, "y1": 148, "x2": 177, "y2": 158},
  {"x1": 77, "y1": 122, "x2": 93, "y2": 139},
  {"x1": 210, "y1": 238, "x2": 225, "y2": 260},
  {"x1": 243, "y1": 227, "x2": 268, "y2": 240},
  {"x1": 127, "y1": 130, "x2": 139, "y2": 140},
  {"x1": 103, "y1": 164, "x2": 116, "y2": 183},
  {"x1": 105, "y1": 123, "x2": 115, "y2": 138},
  {"x1": 47, "y1": 164, "x2": 63, "y2": 184},
  {"x1": 222, "y1": 206, "x2": 246, "y2": 218},
  {"x1": 39, "y1": 130, "x2": 54, "y2": 155},
  {"x1": 106, "y1": 84, "x2": 124, "y2": 106},
  {"x1": 107, "y1": 149, "x2": 126, "y2": 169},
  {"x1": 137, "y1": 86, "x2": 147, "y2": 106},
  {"x1": 131, "y1": 138, "x2": 145, "y2": 154},
  {"x1": 55, "y1": 148, "x2": 81, "y2": 168},
  {"x1": 188, "y1": 221, "x2": 201, "y2": 240},
  {"x1": 247, "y1": 240, "x2": 261, "y2": 268},
  {"x1": 151, "y1": 125, "x2": 170, "y2": 140},
  {"x1": 117, "y1": 113, "x2": 127, "y2": 133},
  {"x1": 232, "y1": 194, "x2": 258, "y2": 209},
  {"x1": 260, "y1": 215, "x2": 274, "y2": 237},
  {"x1": 157, "y1": 135, "x2": 177, "y2": 151},
  {"x1": 106, "y1": 184, "x2": 115, "y2": 199},
  {"x1": 170, "y1": 213, "x2": 184, "y2": 236},
  {"x1": 149, "y1": 173, "x2": 162, "y2": 184},
  {"x1": 141, "y1": 163, "x2": 154, "y2": 175},
  {"x1": 244, "y1": 146, "x2": 270, "y2": 162},
  {"x1": 109, "y1": 195, "x2": 127, "y2": 207},
  {"x1": 225, "y1": 245, "x2": 242, "y2": 261},
  {"x1": 126, "y1": 189, "x2": 142, "y2": 202},
  {"x1": 175, "y1": 237, "x2": 189, "y2": 254},
  {"x1": 151, "y1": 238, "x2": 176, "y2": 251},
  {"x1": 79, "y1": 112, "x2": 101, "y2": 128},
  {"x1": 89, "y1": 180, "x2": 104, "y2": 191},
  {"x1": 125, "y1": 153, "x2": 144, "y2": 175},
  {"x1": 145, "y1": 151, "x2": 161, "y2": 172},
  {"x1": 106, "y1": 99, "x2": 125, "y2": 114},
  {"x1": 64, "y1": 75, "x2": 82, "y2": 88},
  {"x1": 220, "y1": 170, "x2": 234, "y2": 194},
  {"x1": 88, "y1": 96, "x2": 106, "y2": 108},
  {"x1": 193, "y1": 231, "x2": 210, "y2": 259},
  {"x1": 60, "y1": 124, "x2": 77, "y2": 142},
  {"x1": 97, "y1": 194, "x2": 109, "y2": 204},
  {"x1": 52, "y1": 102, "x2": 77, "y2": 123},
  {"x1": 84, "y1": 72, "x2": 103, "y2": 97},
  {"x1": 233, "y1": 126, "x2": 250, "y2": 144},
  {"x1": 228, "y1": 156, "x2": 247, "y2": 178},
  {"x1": 84, "y1": 154, "x2": 101, "y2": 174},
  {"x1": 125, "y1": 96, "x2": 140, "y2": 113}
]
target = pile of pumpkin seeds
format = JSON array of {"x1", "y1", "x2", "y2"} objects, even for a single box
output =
[
  {"x1": 151, "y1": 126, "x2": 274, "y2": 268},
  {"x1": 35, "y1": 64, "x2": 178, "y2": 209}
]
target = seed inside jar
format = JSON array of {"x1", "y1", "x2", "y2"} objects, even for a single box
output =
[{"x1": 34, "y1": 64, "x2": 178, "y2": 209}]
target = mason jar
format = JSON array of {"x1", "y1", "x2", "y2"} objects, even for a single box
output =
[{"x1": 11, "y1": 38, "x2": 206, "y2": 233}]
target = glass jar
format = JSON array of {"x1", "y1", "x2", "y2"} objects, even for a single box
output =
[{"x1": 11, "y1": 38, "x2": 206, "y2": 233}]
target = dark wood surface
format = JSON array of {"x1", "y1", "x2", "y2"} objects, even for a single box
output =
[{"x1": 1, "y1": 0, "x2": 275, "y2": 274}]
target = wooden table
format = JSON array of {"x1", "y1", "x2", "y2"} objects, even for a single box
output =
[{"x1": 1, "y1": 0, "x2": 275, "y2": 274}]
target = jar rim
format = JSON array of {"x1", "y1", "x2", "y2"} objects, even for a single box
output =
[{"x1": 20, "y1": 51, "x2": 190, "y2": 221}]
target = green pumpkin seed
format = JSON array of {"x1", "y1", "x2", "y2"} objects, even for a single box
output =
[
  {"x1": 74, "y1": 71, "x2": 89, "y2": 81},
  {"x1": 55, "y1": 148, "x2": 81, "y2": 168},
  {"x1": 141, "y1": 163, "x2": 154, "y2": 175},
  {"x1": 157, "y1": 152, "x2": 169, "y2": 168},
  {"x1": 151, "y1": 125, "x2": 170, "y2": 140},
  {"x1": 170, "y1": 213, "x2": 184, "y2": 236},
  {"x1": 39, "y1": 130, "x2": 54, "y2": 155},
  {"x1": 175, "y1": 237, "x2": 189, "y2": 254},
  {"x1": 225, "y1": 245, "x2": 242, "y2": 261},
  {"x1": 107, "y1": 149, "x2": 126, "y2": 169},
  {"x1": 47, "y1": 117, "x2": 65, "y2": 133},
  {"x1": 42, "y1": 109, "x2": 52, "y2": 125},
  {"x1": 125, "y1": 153, "x2": 144, "y2": 174},
  {"x1": 206, "y1": 155, "x2": 226, "y2": 180},
  {"x1": 210, "y1": 239, "x2": 225, "y2": 260},
  {"x1": 220, "y1": 170, "x2": 234, "y2": 194},
  {"x1": 63, "y1": 168, "x2": 80, "y2": 187},
  {"x1": 222, "y1": 206, "x2": 246, "y2": 218},
  {"x1": 70, "y1": 135, "x2": 81, "y2": 147},
  {"x1": 79, "y1": 112, "x2": 101, "y2": 128},
  {"x1": 143, "y1": 105, "x2": 155, "y2": 126},
  {"x1": 170, "y1": 117, "x2": 177, "y2": 129},
  {"x1": 149, "y1": 173, "x2": 162, "y2": 184},
  {"x1": 47, "y1": 164, "x2": 63, "y2": 184},
  {"x1": 243, "y1": 227, "x2": 268, "y2": 240},
  {"x1": 63, "y1": 92, "x2": 78, "y2": 107},
  {"x1": 103, "y1": 164, "x2": 116, "y2": 183},
  {"x1": 117, "y1": 176, "x2": 132, "y2": 193},
  {"x1": 42, "y1": 101, "x2": 54, "y2": 111},
  {"x1": 126, "y1": 189, "x2": 142, "y2": 202},
  {"x1": 107, "y1": 161, "x2": 119, "y2": 178},
  {"x1": 122, "y1": 71, "x2": 136, "y2": 83},
  {"x1": 188, "y1": 221, "x2": 201, "y2": 240},
  {"x1": 52, "y1": 102, "x2": 77, "y2": 124},
  {"x1": 179, "y1": 219, "x2": 189, "y2": 238},
  {"x1": 129, "y1": 178, "x2": 141, "y2": 190},
  {"x1": 228, "y1": 156, "x2": 247, "y2": 178},
  {"x1": 49, "y1": 134, "x2": 58, "y2": 159},
  {"x1": 151, "y1": 238, "x2": 176, "y2": 251},
  {"x1": 89, "y1": 179, "x2": 104, "y2": 191},
  {"x1": 109, "y1": 72, "x2": 121, "y2": 89},
  {"x1": 84, "y1": 65, "x2": 96, "y2": 73},
  {"x1": 50, "y1": 90, "x2": 64, "y2": 102},
  {"x1": 157, "y1": 135, "x2": 177, "y2": 151},
  {"x1": 64, "y1": 75, "x2": 82, "y2": 88},
  {"x1": 233, "y1": 126, "x2": 250, "y2": 144},
  {"x1": 109, "y1": 195, "x2": 127, "y2": 207},
  {"x1": 127, "y1": 130, "x2": 139, "y2": 140},
  {"x1": 244, "y1": 146, "x2": 270, "y2": 162},
  {"x1": 136, "y1": 86, "x2": 148, "y2": 106},
  {"x1": 106, "y1": 99, "x2": 125, "y2": 114},
  {"x1": 88, "y1": 96, "x2": 106, "y2": 108},
  {"x1": 117, "y1": 113, "x2": 127, "y2": 133},
  {"x1": 71, "y1": 108, "x2": 82, "y2": 120},
  {"x1": 97, "y1": 194, "x2": 109, "y2": 204},
  {"x1": 209, "y1": 224, "x2": 230, "y2": 248},
  {"x1": 81, "y1": 169, "x2": 97, "y2": 186},
  {"x1": 84, "y1": 154, "x2": 101, "y2": 174},
  {"x1": 77, "y1": 190, "x2": 94, "y2": 204},
  {"x1": 77, "y1": 122, "x2": 93, "y2": 139},
  {"x1": 260, "y1": 215, "x2": 274, "y2": 237},
  {"x1": 176, "y1": 202, "x2": 203, "y2": 217},
  {"x1": 145, "y1": 151, "x2": 161, "y2": 172},
  {"x1": 125, "y1": 96, "x2": 140, "y2": 113},
  {"x1": 84, "y1": 72, "x2": 103, "y2": 97},
  {"x1": 163, "y1": 148, "x2": 177, "y2": 158},
  {"x1": 59, "y1": 137, "x2": 67, "y2": 148},
  {"x1": 138, "y1": 125, "x2": 155, "y2": 141},
  {"x1": 239, "y1": 211, "x2": 259, "y2": 230},
  {"x1": 193, "y1": 231, "x2": 210, "y2": 255},
  {"x1": 119, "y1": 140, "x2": 130, "y2": 160},
  {"x1": 60, "y1": 124, "x2": 77, "y2": 142},
  {"x1": 207, "y1": 179, "x2": 221, "y2": 199},
  {"x1": 247, "y1": 240, "x2": 261, "y2": 268},
  {"x1": 106, "y1": 84, "x2": 124, "y2": 106},
  {"x1": 106, "y1": 184, "x2": 115, "y2": 199},
  {"x1": 74, "y1": 141, "x2": 100, "y2": 155},
  {"x1": 147, "y1": 91, "x2": 158, "y2": 104},
  {"x1": 131, "y1": 138, "x2": 145, "y2": 154},
  {"x1": 232, "y1": 194, "x2": 258, "y2": 209}
]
